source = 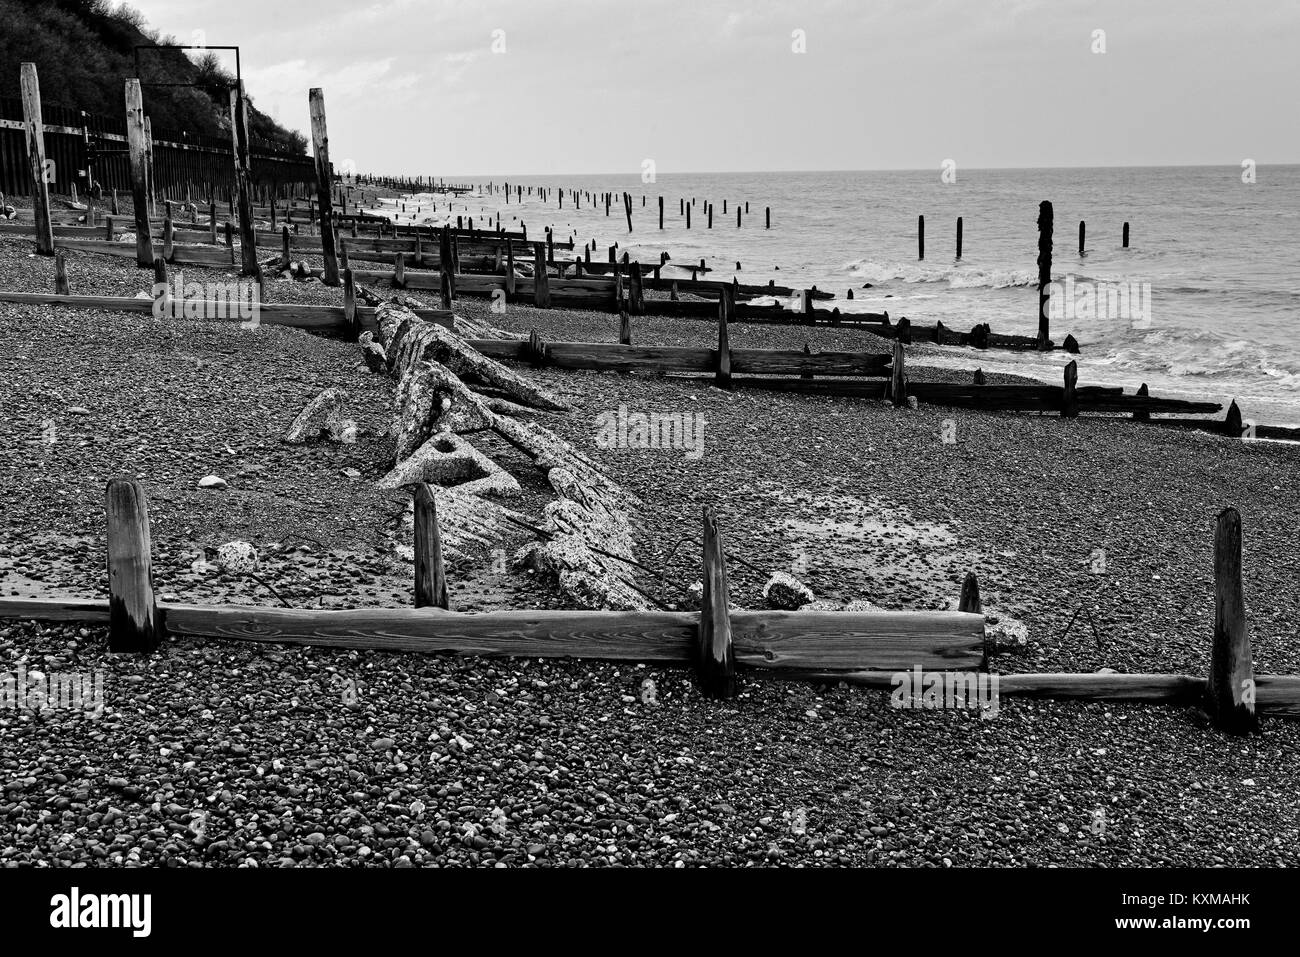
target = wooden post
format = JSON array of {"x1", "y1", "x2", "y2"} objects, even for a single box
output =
[
  {"x1": 629, "y1": 261, "x2": 644, "y2": 315},
  {"x1": 209, "y1": 202, "x2": 218, "y2": 244},
  {"x1": 162, "y1": 217, "x2": 173, "y2": 261},
  {"x1": 281, "y1": 225, "x2": 292, "y2": 268},
  {"x1": 765, "y1": 206, "x2": 770, "y2": 229},
  {"x1": 737, "y1": 206, "x2": 741, "y2": 228},
  {"x1": 343, "y1": 267, "x2": 358, "y2": 339},
  {"x1": 106, "y1": 478, "x2": 162, "y2": 653},
  {"x1": 533, "y1": 242, "x2": 550, "y2": 307},
  {"x1": 956, "y1": 216, "x2": 963, "y2": 260},
  {"x1": 439, "y1": 227, "x2": 455, "y2": 307},
  {"x1": 958, "y1": 571, "x2": 982, "y2": 614},
  {"x1": 890, "y1": 340, "x2": 907, "y2": 406},
  {"x1": 1133, "y1": 383, "x2": 1150, "y2": 422},
  {"x1": 1208, "y1": 507, "x2": 1257, "y2": 734},
  {"x1": 707, "y1": 203, "x2": 713, "y2": 229},
  {"x1": 716, "y1": 288, "x2": 732, "y2": 389},
  {"x1": 658, "y1": 195, "x2": 664, "y2": 229},
  {"x1": 504, "y1": 238, "x2": 515, "y2": 297},
  {"x1": 1078, "y1": 220, "x2": 1086, "y2": 256},
  {"x1": 624, "y1": 191, "x2": 632, "y2": 232},
  {"x1": 686, "y1": 203, "x2": 691, "y2": 229},
  {"x1": 53, "y1": 251, "x2": 69, "y2": 295},
  {"x1": 143, "y1": 118, "x2": 155, "y2": 219},
  {"x1": 414, "y1": 484, "x2": 451, "y2": 610},
  {"x1": 1062, "y1": 359, "x2": 1078, "y2": 417},
  {"x1": 1223, "y1": 399, "x2": 1244, "y2": 438},
  {"x1": 1037, "y1": 200, "x2": 1053, "y2": 349},
  {"x1": 917, "y1": 214, "x2": 924, "y2": 260},
  {"x1": 104, "y1": 215, "x2": 113, "y2": 241},
  {"x1": 698, "y1": 506, "x2": 737, "y2": 698},
  {"x1": 20, "y1": 64, "x2": 54, "y2": 255},
  {"x1": 229, "y1": 82, "x2": 258, "y2": 276},
  {"x1": 153, "y1": 256, "x2": 169, "y2": 316},
  {"x1": 1123, "y1": 221, "x2": 1130, "y2": 248},
  {"x1": 618, "y1": 303, "x2": 632, "y2": 345},
  {"x1": 393, "y1": 251, "x2": 405, "y2": 288},
  {"x1": 124, "y1": 79, "x2": 154, "y2": 267}
]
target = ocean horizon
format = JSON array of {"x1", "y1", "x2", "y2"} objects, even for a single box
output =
[{"x1": 376, "y1": 164, "x2": 1300, "y2": 426}]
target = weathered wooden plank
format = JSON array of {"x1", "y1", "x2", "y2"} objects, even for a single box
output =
[
  {"x1": 730, "y1": 610, "x2": 986, "y2": 671},
  {"x1": 698, "y1": 506, "x2": 737, "y2": 697},
  {"x1": 1209, "y1": 507, "x2": 1257, "y2": 733},
  {"x1": 19, "y1": 63, "x2": 54, "y2": 255},
  {"x1": 308, "y1": 88, "x2": 340, "y2": 286},
  {"x1": 106, "y1": 478, "x2": 162, "y2": 653},
  {"x1": 0, "y1": 291, "x2": 451, "y2": 330},
  {"x1": 414, "y1": 484, "x2": 450, "y2": 610}
]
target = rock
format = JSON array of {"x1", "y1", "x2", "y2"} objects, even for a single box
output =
[
  {"x1": 215, "y1": 541, "x2": 258, "y2": 574},
  {"x1": 763, "y1": 572, "x2": 815, "y2": 610},
  {"x1": 358, "y1": 331, "x2": 387, "y2": 373},
  {"x1": 67, "y1": 406, "x2": 90, "y2": 415},
  {"x1": 341, "y1": 468, "x2": 362, "y2": 479},
  {"x1": 378, "y1": 431, "x2": 520, "y2": 495},
  {"x1": 906, "y1": 396, "x2": 919, "y2": 410},
  {"x1": 197, "y1": 474, "x2": 228, "y2": 490},
  {"x1": 370, "y1": 737, "x2": 396, "y2": 751},
  {"x1": 328, "y1": 418, "x2": 358, "y2": 444},
  {"x1": 392, "y1": 362, "x2": 494, "y2": 460},
  {"x1": 986, "y1": 615, "x2": 1030, "y2": 654},
  {"x1": 284, "y1": 387, "x2": 348, "y2": 444}
]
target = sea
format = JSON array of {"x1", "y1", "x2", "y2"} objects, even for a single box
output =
[{"x1": 370, "y1": 166, "x2": 1300, "y2": 427}]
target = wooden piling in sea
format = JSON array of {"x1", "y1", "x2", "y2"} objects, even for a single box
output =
[
  {"x1": 956, "y1": 216, "x2": 963, "y2": 260},
  {"x1": 918, "y1": 215, "x2": 925, "y2": 260},
  {"x1": 1037, "y1": 200, "x2": 1053, "y2": 349}
]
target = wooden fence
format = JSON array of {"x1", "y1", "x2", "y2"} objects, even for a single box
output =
[
  {"x1": 0, "y1": 94, "x2": 315, "y2": 200},
  {"x1": 0, "y1": 485, "x2": 1294, "y2": 731}
]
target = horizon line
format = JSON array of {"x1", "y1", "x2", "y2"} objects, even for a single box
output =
[{"x1": 362, "y1": 161, "x2": 1300, "y2": 180}]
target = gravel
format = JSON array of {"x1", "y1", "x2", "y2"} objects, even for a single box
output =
[{"x1": 3, "y1": 233, "x2": 1300, "y2": 868}]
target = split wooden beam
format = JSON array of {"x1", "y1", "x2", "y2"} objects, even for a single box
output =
[
  {"x1": 698, "y1": 506, "x2": 737, "y2": 698},
  {"x1": 308, "y1": 88, "x2": 341, "y2": 286},
  {"x1": 229, "y1": 82, "x2": 258, "y2": 276},
  {"x1": 106, "y1": 478, "x2": 162, "y2": 652},
  {"x1": 1208, "y1": 507, "x2": 1257, "y2": 733},
  {"x1": 413, "y1": 484, "x2": 451, "y2": 610},
  {"x1": 124, "y1": 79, "x2": 155, "y2": 267},
  {"x1": 20, "y1": 63, "x2": 54, "y2": 256}
]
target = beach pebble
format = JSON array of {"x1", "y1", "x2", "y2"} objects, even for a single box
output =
[
  {"x1": 762, "y1": 572, "x2": 815, "y2": 610},
  {"x1": 215, "y1": 541, "x2": 258, "y2": 574},
  {"x1": 197, "y1": 474, "x2": 228, "y2": 489}
]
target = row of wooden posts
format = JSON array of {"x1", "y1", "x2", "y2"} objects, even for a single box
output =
[
  {"x1": 917, "y1": 213, "x2": 1130, "y2": 262},
  {"x1": 0, "y1": 478, "x2": 1273, "y2": 731}
]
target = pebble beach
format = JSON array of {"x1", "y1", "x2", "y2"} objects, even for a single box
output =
[{"x1": 3, "y1": 213, "x2": 1300, "y2": 869}]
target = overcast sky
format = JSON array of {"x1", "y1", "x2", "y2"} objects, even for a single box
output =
[{"x1": 120, "y1": 0, "x2": 1300, "y2": 177}]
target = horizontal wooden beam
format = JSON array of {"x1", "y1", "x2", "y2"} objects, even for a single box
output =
[
  {"x1": 0, "y1": 597, "x2": 983, "y2": 671},
  {"x1": 0, "y1": 291, "x2": 452, "y2": 331},
  {"x1": 464, "y1": 339, "x2": 891, "y2": 377}
]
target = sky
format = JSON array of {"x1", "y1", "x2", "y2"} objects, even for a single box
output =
[{"x1": 117, "y1": 0, "x2": 1300, "y2": 177}]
